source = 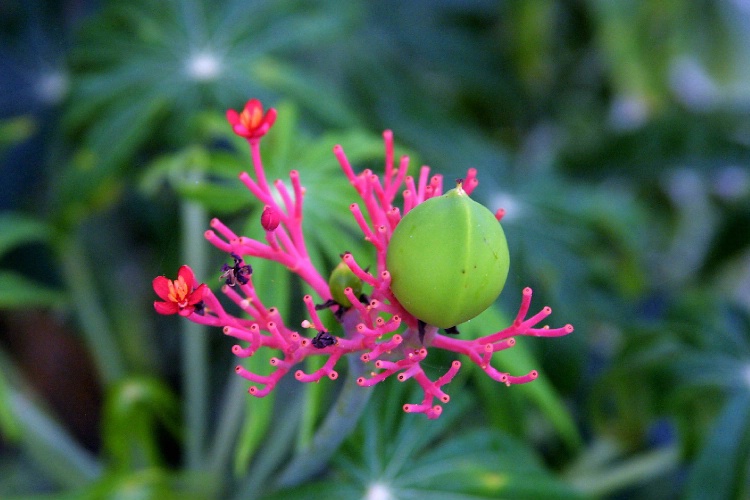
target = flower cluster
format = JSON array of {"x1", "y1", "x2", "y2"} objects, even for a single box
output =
[{"x1": 153, "y1": 99, "x2": 573, "y2": 418}]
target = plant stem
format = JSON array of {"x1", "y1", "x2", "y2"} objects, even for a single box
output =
[
  {"x1": 59, "y1": 234, "x2": 125, "y2": 385},
  {"x1": 567, "y1": 442, "x2": 680, "y2": 496},
  {"x1": 181, "y1": 201, "x2": 209, "y2": 470},
  {"x1": 295, "y1": 355, "x2": 326, "y2": 450},
  {"x1": 233, "y1": 390, "x2": 304, "y2": 500},
  {"x1": 206, "y1": 371, "x2": 248, "y2": 474},
  {"x1": 11, "y1": 389, "x2": 102, "y2": 487},
  {"x1": 274, "y1": 354, "x2": 372, "y2": 488},
  {"x1": 0, "y1": 348, "x2": 102, "y2": 487}
]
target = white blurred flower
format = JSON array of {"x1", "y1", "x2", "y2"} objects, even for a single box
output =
[
  {"x1": 185, "y1": 50, "x2": 223, "y2": 81},
  {"x1": 365, "y1": 482, "x2": 396, "y2": 500}
]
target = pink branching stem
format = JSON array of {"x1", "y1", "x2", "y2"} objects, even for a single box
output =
[
  {"x1": 341, "y1": 252, "x2": 379, "y2": 288},
  {"x1": 417, "y1": 166, "x2": 430, "y2": 201},
  {"x1": 302, "y1": 295, "x2": 327, "y2": 332},
  {"x1": 405, "y1": 176, "x2": 417, "y2": 202},
  {"x1": 249, "y1": 139, "x2": 271, "y2": 195},
  {"x1": 463, "y1": 168, "x2": 479, "y2": 195},
  {"x1": 166, "y1": 104, "x2": 574, "y2": 418},
  {"x1": 383, "y1": 130, "x2": 394, "y2": 193}
]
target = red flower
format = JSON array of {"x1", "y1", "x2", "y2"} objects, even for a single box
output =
[
  {"x1": 226, "y1": 99, "x2": 277, "y2": 140},
  {"x1": 153, "y1": 265, "x2": 206, "y2": 316}
]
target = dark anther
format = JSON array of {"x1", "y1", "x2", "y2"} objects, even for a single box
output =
[
  {"x1": 194, "y1": 301, "x2": 206, "y2": 316},
  {"x1": 418, "y1": 319, "x2": 427, "y2": 344},
  {"x1": 314, "y1": 299, "x2": 346, "y2": 321},
  {"x1": 315, "y1": 294, "x2": 371, "y2": 322},
  {"x1": 444, "y1": 326, "x2": 460, "y2": 335},
  {"x1": 221, "y1": 252, "x2": 252, "y2": 286},
  {"x1": 311, "y1": 330, "x2": 336, "y2": 349},
  {"x1": 314, "y1": 299, "x2": 338, "y2": 311}
]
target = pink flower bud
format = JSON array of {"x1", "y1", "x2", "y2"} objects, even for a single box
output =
[{"x1": 261, "y1": 206, "x2": 280, "y2": 231}]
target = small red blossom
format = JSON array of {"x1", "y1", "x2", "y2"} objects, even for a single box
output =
[
  {"x1": 260, "y1": 205, "x2": 280, "y2": 231},
  {"x1": 226, "y1": 99, "x2": 277, "y2": 140},
  {"x1": 153, "y1": 265, "x2": 207, "y2": 316}
]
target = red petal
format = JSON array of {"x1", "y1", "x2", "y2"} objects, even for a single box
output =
[
  {"x1": 226, "y1": 108, "x2": 240, "y2": 125},
  {"x1": 233, "y1": 124, "x2": 249, "y2": 137},
  {"x1": 153, "y1": 276, "x2": 172, "y2": 301},
  {"x1": 260, "y1": 107, "x2": 277, "y2": 129},
  {"x1": 245, "y1": 98, "x2": 262, "y2": 114},
  {"x1": 177, "y1": 265, "x2": 196, "y2": 289},
  {"x1": 178, "y1": 306, "x2": 195, "y2": 317},
  {"x1": 154, "y1": 301, "x2": 179, "y2": 315},
  {"x1": 188, "y1": 283, "x2": 207, "y2": 305}
]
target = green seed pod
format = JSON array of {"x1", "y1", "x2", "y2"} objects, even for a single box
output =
[
  {"x1": 328, "y1": 261, "x2": 363, "y2": 309},
  {"x1": 386, "y1": 183, "x2": 509, "y2": 328}
]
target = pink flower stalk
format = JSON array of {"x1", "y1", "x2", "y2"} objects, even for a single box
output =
[{"x1": 154, "y1": 99, "x2": 573, "y2": 418}]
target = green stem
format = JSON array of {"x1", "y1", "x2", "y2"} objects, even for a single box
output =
[
  {"x1": 11, "y1": 389, "x2": 102, "y2": 487},
  {"x1": 206, "y1": 371, "x2": 248, "y2": 474},
  {"x1": 181, "y1": 201, "x2": 210, "y2": 470},
  {"x1": 274, "y1": 354, "x2": 372, "y2": 488},
  {"x1": 567, "y1": 443, "x2": 680, "y2": 496},
  {"x1": 0, "y1": 349, "x2": 102, "y2": 486},
  {"x1": 233, "y1": 390, "x2": 304, "y2": 500},
  {"x1": 59, "y1": 234, "x2": 125, "y2": 385},
  {"x1": 295, "y1": 355, "x2": 326, "y2": 450}
]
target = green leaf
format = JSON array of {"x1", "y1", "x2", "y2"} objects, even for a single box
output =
[
  {"x1": 463, "y1": 305, "x2": 583, "y2": 450},
  {"x1": 700, "y1": 201, "x2": 750, "y2": 279},
  {"x1": 251, "y1": 58, "x2": 360, "y2": 128},
  {"x1": 75, "y1": 468, "x2": 219, "y2": 500},
  {"x1": 0, "y1": 212, "x2": 52, "y2": 259},
  {"x1": 0, "y1": 364, "x2": 102, "y2": 489},
  {"x1": 0, "y1": 369, "x2": 21, "y2": 441},
  {"x1": 0, "y1": 116, "x2": 36, "y2": 150},
  {"x1": 175, "y1": 182, "x2": 253, "y2": 214},
  {"x1": 141, "y1": 145, "x2": 253, "y2": 214},
  {"x1": 296, "y1": 355, "x2": 327, "y2": 450},
  {"x1": 0, "y1": 271, "x2": 67, "y2": 309},
  {"x1": 684, "y1": 391, "x2": 750, "y2": 500},
  {"x1": 263, "y1": 384, "x2": 584, "y2": 499},
  {"x1": 102, "y1": 377, "x2": 181, "y2": 472}
]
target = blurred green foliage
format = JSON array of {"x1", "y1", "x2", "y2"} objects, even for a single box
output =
[{"x1": 1, "y1": 0, "x2": 749, "y2": 498}]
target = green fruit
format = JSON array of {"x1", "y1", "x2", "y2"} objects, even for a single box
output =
[
  {"x1": 386, "y1": 184, "x2": 509, "y2": 328},
  {"x1": 329, "y1": 261, "x2": 363, "y2": 308}
]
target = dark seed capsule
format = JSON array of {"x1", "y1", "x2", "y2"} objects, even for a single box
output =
[{"x1": 311, "y1": 330, "x2": 336, "y2": 349}]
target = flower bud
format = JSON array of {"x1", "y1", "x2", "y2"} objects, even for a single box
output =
[{"x1": 261, "y1": 206, "x2": 280, "y2": 231}]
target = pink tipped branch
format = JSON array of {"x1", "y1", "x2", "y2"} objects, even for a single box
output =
[{"x1": 157, "y1": 102, "x2": 574, "y2": 419}]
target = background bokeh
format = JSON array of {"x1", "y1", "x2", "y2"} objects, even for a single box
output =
[{"x1": 2, "y1": 1, "x2": 750, "y2": 498}]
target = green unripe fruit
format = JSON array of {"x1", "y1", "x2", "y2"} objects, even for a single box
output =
[
  {"x1": 386, "y1": 184, "x2": 509, "y2": 328},
  {"x1": 328, "y1": 261, "x2": 363, "y2": 308}
]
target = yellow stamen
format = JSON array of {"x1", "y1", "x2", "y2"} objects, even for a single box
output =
[
  {"x1": 241, "y1": 104, "x2": 263, "y2": 130},
  {"x1": 167, "y1": 276, "x2": 189, "y2": 304}
]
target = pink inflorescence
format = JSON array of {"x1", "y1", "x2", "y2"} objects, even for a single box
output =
[{"x1": 153, "y1": 99, "x2": 574, "y2": 419}]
